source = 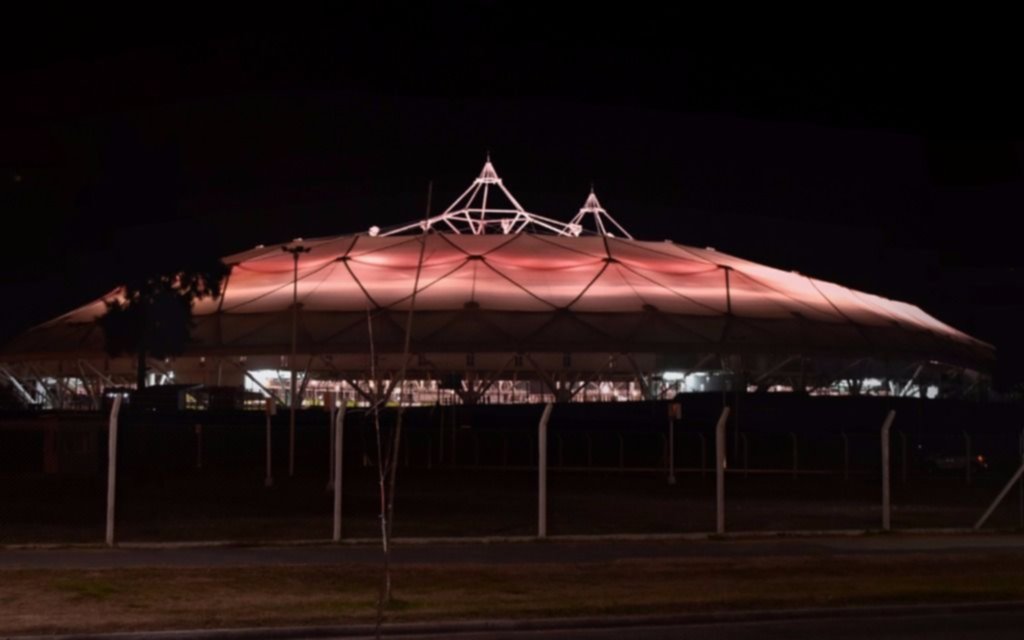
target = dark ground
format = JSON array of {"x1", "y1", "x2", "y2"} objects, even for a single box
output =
[
  {"x1": 1, "y1": 466, "x2": 1021, "y2": 545},
  {"x1": 3, "y1": 397, "x2": 1022, "y2": 545},
  {"x1": 325, "y1": 610, "x2": 1024, "y2": 640}
]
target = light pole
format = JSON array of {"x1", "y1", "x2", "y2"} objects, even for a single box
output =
[{"x1": 283, "y1": 243, "x2": 310, "y2": 477}]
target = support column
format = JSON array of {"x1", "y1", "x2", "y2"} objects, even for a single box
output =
[
  {"x1": 881, "y1": 409, "x2": 896, "y2": 531},
  {"x1": 285, "y1": 244, "x2": 311, "y2": 477},
  {"x1": 325, "y1": 391, "x2": 337, "y2": 491},
  {"x1": 537, "y1": 402, "x2": 553, "y2": 538},
  {"x1": 333, "y1": 407, "x2": 345, "y2": 542},
  {"x1": 105, "y1": 394, "x2": 124, "y2": 547},
  {"x1": 265, "y1": 399, "x2": 276, "y2": 487},
  {"x1": 976, "y1": 455, "x2": 1024, "y2": 530},
  {"x1": 715, "y1": 406, "x2": 731, "y2": 535}
]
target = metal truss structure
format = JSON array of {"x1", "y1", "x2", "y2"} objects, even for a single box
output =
[
  {"x1": 374, "y1": 158, "x2": 589, "y2": 238},
  {"x1": 569, "y1": 190, "x2": 634, "y2": 239}
]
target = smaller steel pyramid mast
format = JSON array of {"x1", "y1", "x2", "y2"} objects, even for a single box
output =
[
  {"x1": 375, "y1": 157, "x2": 605, "y2": 237},
  {"x1": 568, "y1": 188, "x2": 634, "y2": 239}
]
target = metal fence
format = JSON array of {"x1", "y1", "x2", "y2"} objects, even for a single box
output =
[{"x1": 2, "y1": 394, "x2": 1023, "y2": 545}]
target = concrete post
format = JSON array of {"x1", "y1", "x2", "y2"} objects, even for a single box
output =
[
  {"x1": 265, "y1": 398, "x2": 276, "y2": 488},
  {"x1": 332, "y1": 407, "x2": 345, "y2": 542},
  {"x1": 105, "y1": 394, "x2": 123, "y2": 547},
  {"x1": 881, "y1": 409, "x2": 896, "y2": 531},
  {"x1": 715, "y1": 406, "x2": 731, "y2": 535},
  {"x1": 1019, "y1": 429, "x2": 1023, "y2": 530},
  {"x1": 975, "y1": 456, "x2": 1024, "y2": 531},
  {"x1": 538, "y1": 402, "x2": 553, "y2": 538},
  {"x1": 326, "y1": 394, "x2": 336, "y2": 491}
]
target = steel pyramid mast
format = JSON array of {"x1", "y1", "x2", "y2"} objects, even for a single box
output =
[
  {"x1": 375, "y1": 157, "x2": 595, "y2": 237},
  {"x1": 569, "y1": 189, "x2": 634, "y2": 239}
]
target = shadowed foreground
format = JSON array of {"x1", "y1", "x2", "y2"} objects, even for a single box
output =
[{"x1": 4, "y1": 549, "x2": 1024, "y2": 635}]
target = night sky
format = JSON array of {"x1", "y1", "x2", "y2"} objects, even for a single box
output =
[{"x1": 2, "y1": 10, "x2": 1022, "y2": 386}]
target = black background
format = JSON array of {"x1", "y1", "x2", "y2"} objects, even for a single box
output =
[{"x1": 2, "y1": 7, "x2": 1021, "y2": 386}]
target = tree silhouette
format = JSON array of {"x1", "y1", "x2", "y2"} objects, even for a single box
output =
[{"x1": 97, "y1": 259, "x2": 229, "y2": 390}]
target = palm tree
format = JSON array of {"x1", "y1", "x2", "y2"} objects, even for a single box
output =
[{"x1": 97, "y1": 259, "x2": 229, "y2": 390}]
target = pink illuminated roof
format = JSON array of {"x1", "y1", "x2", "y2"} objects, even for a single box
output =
[{"x1": 5, "y1": 231, "x2": 994, "y2": 369}]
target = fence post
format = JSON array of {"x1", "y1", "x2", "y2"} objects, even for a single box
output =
[
  {"x1": 715, "y1": 406, "x2": 731, "y2": 535},
  {"x1": 975, "y1": 456, "x2": 1024, "y2": 530},
  {"x1": 105, "y1": 394, "x2": 123, "y2": 547},
  {"x1": 538, "y1": 403, "x2": 553, "y2": 538},
  {"x1": 325, "y1": 392, "x2": 336, "y2": 490},
  {"x1": 332, "y1": 407, "x2": 345, "y2": 542},
  {"x1": 265, "y1": 399, "x2": 276, "y2": 488},
  {"x1": 881, "y1": 409, "x2": 896, "y2": 531}
]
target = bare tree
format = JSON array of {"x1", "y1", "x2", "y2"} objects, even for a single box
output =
[{"x1": 372, "y1": 184, "x2": 431, "y2": 634}]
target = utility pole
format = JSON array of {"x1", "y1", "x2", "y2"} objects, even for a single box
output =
[{"x1": 283, "y1": 242, "x2": 310, "y2": 477}]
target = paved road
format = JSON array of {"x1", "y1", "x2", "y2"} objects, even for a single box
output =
[
  {"x1": 2, "y1": 534, "x2": 1024, "y2": 570},
  {"x1": 12, "y1": 609, "x2": 1021, "y2": 639},
  {"x1": 342, "y1": 610, "x2": 1024, "y2": 639}
]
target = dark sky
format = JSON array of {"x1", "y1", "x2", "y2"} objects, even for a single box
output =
[{"x1": 2, "y1": 9, "x2": 1023, "y2": 385}]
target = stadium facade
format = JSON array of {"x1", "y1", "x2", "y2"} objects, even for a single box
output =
[{"x1": 1, "y1": 160, "x2": 994, "y2": 409}]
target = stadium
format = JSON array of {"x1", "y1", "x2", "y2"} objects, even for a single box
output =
[
  {"x1": 0, "y1": 159, "x2": 994, "y2": 410},
  {"x1": 0, "y1": 159, "x2": 1017, "y2": 547}
]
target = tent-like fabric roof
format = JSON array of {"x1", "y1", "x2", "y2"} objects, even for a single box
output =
[{"x1": 2, "y1": 232, "x2": 994, "y2": 370}]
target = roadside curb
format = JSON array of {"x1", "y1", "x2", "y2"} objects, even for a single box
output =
[
  {"x1": 0, "y1": 527, "x2": 999, "y2": 552},
  {"x1": 7, "y1": 600, "x2": 1024, "y2": 640}
]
